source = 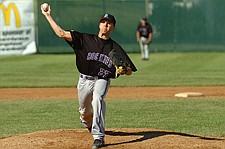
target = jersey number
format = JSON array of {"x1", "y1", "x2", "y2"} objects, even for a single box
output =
[{"x1": 98, "y1": 68, "x2": 111, "y2": 78}]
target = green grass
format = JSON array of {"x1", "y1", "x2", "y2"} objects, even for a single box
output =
[
  {"x1": 0, "y1": 98, "x2": 224, "y2": 138},
  {"x1": 0, "y1": 54, "x2": 78, "y2": 87},
  {"x1": 107, "y1": 98, "x2": 225, "y2": 137},
  {"x1": 1, "y1": 52, "x2": 225, "y2": 87},
  {"x1": 0, "y1": 99, "x2": 78, "y2": 138}
]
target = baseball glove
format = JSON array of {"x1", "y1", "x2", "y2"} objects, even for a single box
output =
[{"x1": 108, "y1": 49, "x2": 131, "y2": 78}]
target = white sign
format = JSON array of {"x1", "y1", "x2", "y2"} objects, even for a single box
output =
[{"x1": 0, "y1": 0, "x2": 37, "y2": 55}]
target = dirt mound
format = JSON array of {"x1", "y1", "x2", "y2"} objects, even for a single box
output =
[{"x1": 0, "y1": 128, "x2": 224, "y2": 149}]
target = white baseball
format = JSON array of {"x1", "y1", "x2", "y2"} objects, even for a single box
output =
[{"x1": 42, "y1": 3, "x2": 49, "y2": 12}]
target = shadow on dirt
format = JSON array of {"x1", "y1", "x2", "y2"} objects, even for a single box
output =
[{"x1": 105, "y1": 130, "x2": 223, "y2": 147}]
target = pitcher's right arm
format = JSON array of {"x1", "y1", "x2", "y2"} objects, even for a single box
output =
[{"x1": 41, "y1": 3, "x2": 72, "y2": 42}]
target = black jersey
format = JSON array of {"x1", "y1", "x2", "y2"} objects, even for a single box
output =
[
  {"x1": 137, "y1": 23, "x2": 153, "y2": 38},
  {"x1": 66, "y1": 30, "x2": 137, "y2": 79}
]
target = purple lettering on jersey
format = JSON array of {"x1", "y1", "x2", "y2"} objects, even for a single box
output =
[
  {"x1": 87, "y1": 52, "x2": 113, "y2": 68},
  {"x1": 87, "y1": 52, "x2": 91, "y2": 60},
  {"x1": 94, "y1": 53, "x2": 99, "y2": 61},
  {"x1": 103, "y1": 56, "x2": 110, "y2": 68},
  {"x1": 99, "y1": 54, "x2": 104, "y2": 62},
  {"x1": 87, "y1": 52, "x2": 95, "y2": 60}
]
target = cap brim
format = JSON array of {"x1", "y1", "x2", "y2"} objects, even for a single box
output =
[
  {"x1": 99, "y1": 18, "x2": 115, "y2": 25},
  {"x1": 99, "y1": 18, "x2": 110, "y2": 22}
]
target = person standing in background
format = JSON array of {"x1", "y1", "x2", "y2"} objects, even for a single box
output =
[{"x1": 136, "y1": 16, "x2": 153, "y2": 60}]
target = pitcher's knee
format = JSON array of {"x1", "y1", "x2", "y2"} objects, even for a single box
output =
[{"x1": 79, "y1": 110, "x2": 93, "y2": 128}]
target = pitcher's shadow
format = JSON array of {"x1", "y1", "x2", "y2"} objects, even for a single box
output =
[{"x1": 105, "y1": 130, "x2": 223, "y2": 147}]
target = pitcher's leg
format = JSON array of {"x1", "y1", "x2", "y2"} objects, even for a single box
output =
[
  {"x1": 92, "y1": 79, "x2": 110, "y2": 140},
  {"x1": 77, "y1": 78, "x2": 94, "y2": 129}
]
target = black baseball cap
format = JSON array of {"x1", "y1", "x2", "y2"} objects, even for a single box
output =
[{"x1": 99, "y1": 13, "x2": 116, "y2": 26}]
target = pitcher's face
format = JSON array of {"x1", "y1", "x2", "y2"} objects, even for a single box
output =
[{"x1": 99, "y1": 19, "x2": 115, "y2": 35}]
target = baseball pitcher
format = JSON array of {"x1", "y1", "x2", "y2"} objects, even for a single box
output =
[{"x1": 41, "y1": 3, "x2": 137, "y2": 149}]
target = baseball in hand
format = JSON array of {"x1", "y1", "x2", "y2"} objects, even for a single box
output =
[{"x1": 42, "y1": 3, "x2": 49, "y2": 12}]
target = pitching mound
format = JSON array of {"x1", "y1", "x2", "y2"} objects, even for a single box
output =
[{"x1": 0, "y1": 128, "x2": 224, "y2": 149}]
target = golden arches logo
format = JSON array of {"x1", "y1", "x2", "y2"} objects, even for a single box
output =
[{"x1": 0, "y1": 3, "x2": 21, "y2": 27}]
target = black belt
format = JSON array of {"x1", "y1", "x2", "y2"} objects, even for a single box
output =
[{"x1": 80, "y1": 74, "x2": 98, "y2": 80}]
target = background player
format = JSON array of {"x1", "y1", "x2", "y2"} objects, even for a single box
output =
[
  {"x1": 41, "y1": 3, "x2": 137, "y2": 149},
  {"x1": 136, "y1": 16, "x2": 153, "y2": 60}
]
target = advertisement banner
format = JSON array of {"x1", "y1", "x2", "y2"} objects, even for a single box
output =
[{"x1": 0, "y1": 0, "x2": 37, "y2": 55}]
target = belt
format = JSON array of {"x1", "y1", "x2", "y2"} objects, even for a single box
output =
[{"x1": 80, "y1": 74, "x2": 98, "y2": 80}]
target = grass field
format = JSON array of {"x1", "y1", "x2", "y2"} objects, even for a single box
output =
[
  {"x1": 1, "y1": 52, "x2": 225, "y2": 87},
  {"x1": 0, "y1": 98, "x2": 225, "y2": 138},
  {"x1": 0, "y1": 52, "x2": 225, "y2": 138}
]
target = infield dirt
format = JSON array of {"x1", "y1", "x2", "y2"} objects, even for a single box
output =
[
  {"x1": 1, "y1": 86, "x2": 225, "y2": 99},
  {"x1": 0, "y1": 86, "x2": 225, "y2": 149}
]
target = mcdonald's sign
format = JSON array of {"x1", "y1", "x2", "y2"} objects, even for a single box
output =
[{"x1": 0, "y1": 3, "x2": 21, "y2": 27}]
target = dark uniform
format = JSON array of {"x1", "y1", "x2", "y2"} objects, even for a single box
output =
[
  {"x1": 41, "y1": 6, "x2": 134, "y2": 148},
  {"x1": 137, "y1": 22, "x2": 153, "y2": 39},
  {"x1": 67, "y1": 31, "x2": 137, "y2": 78},
  {"x1": 66, "y1": 29, "x2": 137, "y2": 144},
  {"x1": 137, "y1": 16, "x2": 153, "y2": 60}
]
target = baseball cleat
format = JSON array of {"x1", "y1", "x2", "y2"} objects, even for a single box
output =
[{"x1": 92, "y1": 139, "x2": 104, "y2": 149}]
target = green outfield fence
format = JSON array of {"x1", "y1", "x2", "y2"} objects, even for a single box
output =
[{"x1": 36, "y1": 0, "x2": 225, "y2": 53}]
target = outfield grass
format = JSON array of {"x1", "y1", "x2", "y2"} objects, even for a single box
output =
[
  {"x1": 0, "y1": 52, "x2": 225, "y2": 87},
  {"x1": 0, "y1": 98, "x2": 224, "y2": 138}
]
